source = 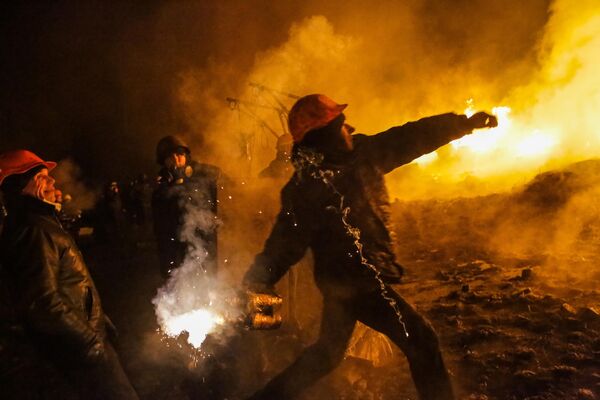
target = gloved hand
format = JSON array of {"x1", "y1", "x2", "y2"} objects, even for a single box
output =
[{"x1": 468, "y1": 111, "x2": 498, "y2": 130}]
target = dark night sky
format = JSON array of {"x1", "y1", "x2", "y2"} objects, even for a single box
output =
[
  {"x1": 0, "y1": 1, "x2": 303, "y2": 180},
  {"x1": 0, "y1": 0, "x2": 551, "y2": 183}
]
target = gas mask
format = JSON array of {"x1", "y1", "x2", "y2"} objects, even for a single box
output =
[{"x1": 164, "y1": 165, "x2": 194, "y2": 185}]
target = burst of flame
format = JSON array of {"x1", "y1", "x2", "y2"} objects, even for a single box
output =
[
  {"x1": 450, "y1": 106, "x2": 512, "y2": 154},
  {"x1": 403, "y1": 2, "x2": 600, "y2": 199},
  {"x1": 162, "y1": 308, "x2": 225, "y2": 348},
  {"x1": 516, "y1": 130, "x2": 557, "y2": 157}
]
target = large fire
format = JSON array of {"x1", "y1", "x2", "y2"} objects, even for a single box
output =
[
  {"x1": 406, "y1": 1, "x2": 600, "y2": 199},
  {"x1": 414, "y1": 103, "x2": 558, "y2": 169}
]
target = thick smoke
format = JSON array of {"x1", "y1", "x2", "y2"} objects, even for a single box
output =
[
  {"x1": 175, "y1": 1, "x2": 551, "y2": 182},
  {"x1": 164, "y1": 5, "x2": 600, "y2": 394},
  {"x1": 152, "y1": 0, "x2": 573, "y2": 385},
  {"x1": 391, "y1": 0, "x2": 600, "y2": 199},
  {"x1": 170, "y1": 0, "x2": 600, "y2": 204},
  {"x1": 152, "y1": 182, "x2": 240, "y2": 350}
]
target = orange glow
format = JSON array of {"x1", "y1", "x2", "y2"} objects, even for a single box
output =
[
  {"x1": 516, "y1": 131, "x2": 557, "y2": 157},
  {"x1": 413, "y1": 151, "x2": 438, "y2": 166},
  {"x1": 451, "y1": 106, "x2": 512, "y2": 155}
]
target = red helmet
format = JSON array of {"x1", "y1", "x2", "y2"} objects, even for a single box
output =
[
  {"x1": 288, "y1": 94, "x2": 347, "y2": 143},
  {"x1": 0, "y1": 150, "x2": 56, "y2": 187}
]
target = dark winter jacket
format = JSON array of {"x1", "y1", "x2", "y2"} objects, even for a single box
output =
[
  {"x1": 0, "y1": 195, "x2": 105, "y2": 358},
  {"x1": 152, "y1": 161, "x2": 221, "y2": 277},
  {"x1": 244, "y1": 113, "x2": 476, "y2": 295}
]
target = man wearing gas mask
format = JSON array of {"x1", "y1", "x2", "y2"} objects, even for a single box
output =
[
  {"x1": 0, "y1": 150, "x2": 138, "y2": 399},
  {"x1": 152, "y1": 135, "x2": 222, "y2": 280},
  {"x1": 243, "y1": 94, "x2": 498, "y2": 400}
]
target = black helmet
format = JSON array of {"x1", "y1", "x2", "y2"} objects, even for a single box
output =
[{"x1": 156, "y1": 135, "x2": 190, "y2": 165}]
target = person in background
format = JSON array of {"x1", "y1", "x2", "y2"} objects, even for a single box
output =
[
  {"x1": 0, "y1": 149, "x2": 138, "y2": 400},
  {"x1": 244, "y1": 94, "x2": 498, "y2": 400},
  {"x1": 152, "y1": 135, "x2": 222, "y2": 280},
  {"x1": 152, "y1": 136, "x2": 231, "y2": 399},
  {"x1": 94, "y1": 181, "x2": 125, "y2": 243}
]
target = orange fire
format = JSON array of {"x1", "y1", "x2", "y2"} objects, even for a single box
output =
[{"x1": 407, "y1": 1, "x2": 599, "y2": 199}]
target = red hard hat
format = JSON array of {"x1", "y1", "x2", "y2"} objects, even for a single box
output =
[
  {"x1": 288, "y1": 94, "x2": 347, "y2": 143},
  {"x1": 0, "y1": 150, "x2": 57, "y2": 186}
]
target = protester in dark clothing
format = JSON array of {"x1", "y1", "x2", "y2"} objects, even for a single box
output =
[
  {"x1": 152, "y1": 135, "x2": 222, "y2": 279},
  {"x1": 0, "y1": 150, "x2": 138, "y2": 400},
  {"x1": 244, "y1": 94, "x2": 498, "y2": 400}
]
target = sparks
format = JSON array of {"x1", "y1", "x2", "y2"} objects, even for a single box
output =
[{"x1": 162, "y1": 308, "x2": 225, "y2": 348}]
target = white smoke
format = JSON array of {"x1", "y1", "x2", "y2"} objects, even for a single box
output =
[{"x1": 152, "y1": 182, "x2": 240, "y2": 349}]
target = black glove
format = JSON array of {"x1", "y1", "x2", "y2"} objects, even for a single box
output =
[{"x1": 468, "y1": 111, "x2": 498, "y2": 130}]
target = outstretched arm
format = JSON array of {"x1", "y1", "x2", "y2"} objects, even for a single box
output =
[{"x1": 363, "y1": 111, "x2": 497, "y2": 173}]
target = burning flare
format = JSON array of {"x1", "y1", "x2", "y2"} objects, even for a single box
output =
[{"x1": 162, "y1": 308, "x2": 225, "y2": 348}]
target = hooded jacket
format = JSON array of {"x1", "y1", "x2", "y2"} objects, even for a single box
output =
[
  {"x1": 244, "y1": 112, "x2": 475, "y2": 295},
  {"x1": 0, "y1": 195, "x2": 105, "y2": 357}
]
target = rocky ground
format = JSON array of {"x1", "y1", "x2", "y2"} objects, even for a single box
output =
[{"x1": 3, "y1": 160, "x2": 600, "y2": 399}]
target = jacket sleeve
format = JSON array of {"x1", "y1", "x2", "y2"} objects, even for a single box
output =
[
  {"x1": 362, "y1": 113, "x2": 474, "y2": 173},
  {"x1": 243, "y1": 188, "x2": 311, "y2": 287},
  {"x1": 14, "y1": 226, "x2": 98, "y2": 352}
]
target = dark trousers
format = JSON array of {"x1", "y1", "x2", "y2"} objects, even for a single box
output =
[
  {"x1": 248, "y1": 285, "x2": 455, "y2": 400},
  {"x1": 66, "y1": 341, "x2": 139, "y2": 400},
  {"x1": 2, "y1": 338, "x2": 138, "y2": 400}
]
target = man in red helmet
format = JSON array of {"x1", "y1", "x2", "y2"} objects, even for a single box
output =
[
  {"x1": 0, "y1": 150, "x2": 138, "y2": 399},
  {"x1": 244, "y1": 94, "x2": 498, "y2": 400}
]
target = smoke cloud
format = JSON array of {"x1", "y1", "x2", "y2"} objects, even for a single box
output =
[{"x1": 5, "y1": 1, "x2": 599, "y2": 396}]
